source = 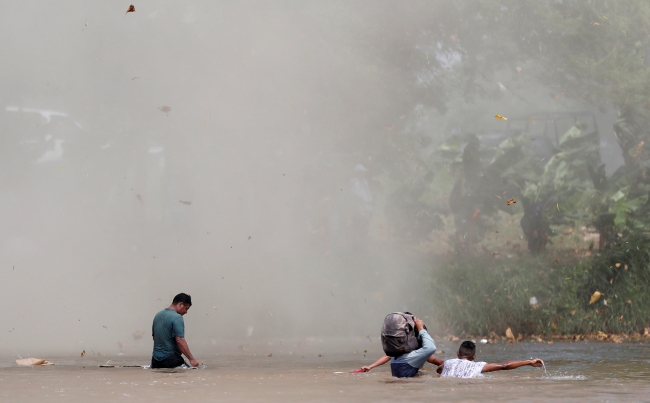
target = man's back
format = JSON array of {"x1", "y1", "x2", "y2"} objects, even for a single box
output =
[
  {"x1": 152, "y1": 308, "x2": 185, "y2": 361},
  {"x1": 440, "y1": 358, "x2": 486, "y2": 378}
]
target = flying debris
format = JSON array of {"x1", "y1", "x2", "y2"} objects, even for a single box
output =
[
  {"x1": 589, "y1": 291, "x2": 602, "y2": 305},
  {"x1": 507, "y1": 198, "x2": 516, "y2": 205},
  {"x1": 80, "y1": 350, "x2": 86, "y2": 358},
  {"x1": 126, "y1": 5, "x2": 135, "y2": 14},
  {"x1": 494, "y1": 114, "x2": 508, "y2": 120},
  {"x1": 158, "y1": 105, "x2": 171, "y2": 114}
]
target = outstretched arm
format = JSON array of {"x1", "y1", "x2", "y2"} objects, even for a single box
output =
[
  {"x1": 175, "y1": 336, "x2": 200, "y2": 367},
  {"x1": 482, "y1": 358, "x2": 544, "y2": 373},
  {"x1": 361, "y1": 355, "x2": 391, "y2": 372}
]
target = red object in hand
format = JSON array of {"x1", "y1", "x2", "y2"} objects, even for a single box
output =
[{"x1": 350, "y1": 368, "x2": 365, "y2": 373}]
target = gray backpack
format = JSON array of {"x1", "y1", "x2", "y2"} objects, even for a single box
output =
[{"x1": 381, "y1": 312, "x2": 420, "y2": 357}]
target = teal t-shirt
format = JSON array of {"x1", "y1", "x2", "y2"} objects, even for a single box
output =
[{"x1": 152, "y1": 308, "x2": 185, "y2": 361}]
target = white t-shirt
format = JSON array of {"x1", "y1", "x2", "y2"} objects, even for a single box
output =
[{"x1": 440, "y1": 358, "x2": 486, "y2": 378}]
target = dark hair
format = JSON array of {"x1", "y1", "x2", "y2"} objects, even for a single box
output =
[
  {"x1": 172, "y1": 293, "x2": 192, "y2": 306},
  {"x1": 458, "y1": 341, "x2": 476, "y2": 358}
]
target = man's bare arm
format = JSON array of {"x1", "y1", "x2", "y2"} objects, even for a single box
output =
[
  {"x1": 361, "y1": 355, "x2": 391, "y2": 372},
  {"x1": 175, "y1": 336, "x2": 199, "y2": 367},
  {"x1": 426, "y1": 355, "x2": 445, "y2": 374},
  {"x1": 427, "y1": 355, "x2": 444, "y2": 366},
  {"x1": 482, "y1": 358, "x2": 544, "y2": 373}
]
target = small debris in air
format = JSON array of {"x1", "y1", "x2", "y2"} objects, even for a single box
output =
[
  {"x1": 126, "y1": 5, "x2": 135, "y2": 14},
  {"x1": 589, "y1": 291, "x2": 602, "y2": 305}
]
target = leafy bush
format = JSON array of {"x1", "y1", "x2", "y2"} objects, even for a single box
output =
[{"x1": 429, "y1": 237, "x2": 650, "y2": 336}]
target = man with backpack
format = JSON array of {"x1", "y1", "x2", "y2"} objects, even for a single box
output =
[{"x1": 361, "y1": 314, "x2": 436, "y2": 378}]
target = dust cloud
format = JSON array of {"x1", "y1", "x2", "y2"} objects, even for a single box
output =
[
  {"x1": 0, "y1": 1, "x2": 628, "y2": 359},
  {"x1": 0, "y1": 1, "x2": 426, "y2": 357}
]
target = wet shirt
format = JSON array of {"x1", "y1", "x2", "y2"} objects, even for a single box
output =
[
  {"x1": 390, "y1": 329, "x2": 436, "y2": 369},
  {"x1": 152, "y1": 308, "x2": 185, "y2": 361},
  {"x1": 440, "y1": 358, "x2": 486, "y2": 378}
]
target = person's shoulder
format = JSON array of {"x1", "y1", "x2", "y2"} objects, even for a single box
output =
[
  {"x1": 167, "y1": 309, "x2": 183, "y2": 319},
  {"x1": 169, "y1": 310, "x2": 184, "y2": 322},
  {"x1": 160, "y1": 308, "x2": 182, "y2": 319}
]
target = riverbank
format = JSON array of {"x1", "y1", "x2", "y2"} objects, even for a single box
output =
[
  {"x1": 427, "y1": 234, "x2": 650, "y2": 338},
  {"x1": 436, "y1": 330, "x2": 650, "y2": 346}
]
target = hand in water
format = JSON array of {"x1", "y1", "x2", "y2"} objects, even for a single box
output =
[
  {"x1": 530, "y1": 358, "x2": 544, "y2": 367},
  {"x1": 190, "y1": 359, "x2": 200, "y2": 367}
]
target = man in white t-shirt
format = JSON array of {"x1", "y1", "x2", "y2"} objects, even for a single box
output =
[{"x1": 429, "y1": 341, "x2": 544, "y2": 378}]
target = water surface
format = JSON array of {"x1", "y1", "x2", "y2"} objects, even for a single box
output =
[{"x1": 1, "y1": 341, "x2": 649, "y2": 402}]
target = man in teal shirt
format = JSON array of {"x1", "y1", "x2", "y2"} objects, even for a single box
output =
[{"x1": 151, "y1": 293, "x2": 200, "y2": 368}]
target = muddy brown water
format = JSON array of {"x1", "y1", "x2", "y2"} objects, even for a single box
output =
[{"x1": 1, "y1": 341, "x2": 649, "y2": 402}]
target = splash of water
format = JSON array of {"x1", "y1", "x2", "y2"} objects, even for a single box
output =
[{"x1": 532, "y1": 357, "x2": 548, "y2": 377}]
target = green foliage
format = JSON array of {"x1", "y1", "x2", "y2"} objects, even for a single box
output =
[
  {"x1": 433, "y1": 133, "x2": 528, "y2": 249},
  {"x1": 433, "y1": 124, "x2": 596, "y2": 252},
  {"x1": 590, "y1": 109, "x2": 650, "y2": 238},
  {"x1": 429, "y1": 238, "x2": 650, "y2": 336},
  {"x1": 517, "y1": 123, "x2": 601, "y2": 224}
]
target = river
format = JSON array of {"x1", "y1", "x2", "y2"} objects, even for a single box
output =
[{"x1": 1, "y1": 341, "x2": 648, "y2": 402}]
